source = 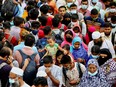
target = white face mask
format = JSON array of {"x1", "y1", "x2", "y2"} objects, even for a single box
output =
[
  {"x1": 111, "y1": 23, "x2": 116, "y2": 27},
  {"x1": 70, "y1": 10, "x2": 77, "y2": 14},
  {"x1": 81, "y1": 5, "x2": 88, "y2": 9},
  {"x1": 88, "y1": 70, "x2": 98, "y2": 76},
  {"x1": 9, "y1": 78, "x2": 15, "y2": 84},
  {"x1": 109, "y1": 9, "x2": 116, "y2": 13},
  {"x1": 67, "y1": 2, "x2": 73, "y2": 8}
]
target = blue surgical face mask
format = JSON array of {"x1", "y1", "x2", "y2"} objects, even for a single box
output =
[
  {"x1": 70, "y1": 10, "x2": 77, "y2": 14},
  {"x1": 67, "y1": 2, "x2": 73, "y2": 8},
  {"x1": 111, "y1": 23, "x2": 116, "y2": 27},
  {"x1": 32, "y1": 30, "x2": 38, "y2": 35},
  {"x1": 88, "y1": 70, "x2": 98, "y2": 76},
  {"x1": 91, "y1": 55, "x2": 99, "y2": 59},
  {"x1": 9, "y1": 78, "x2": 15, "y2": 84},
  {"x1": 81, "y1": 5, "x2": 88, "y2": 9}
]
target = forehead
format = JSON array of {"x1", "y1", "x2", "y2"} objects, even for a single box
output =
[
  {"x1": 88, "y1": 64, "x2": 97, "y2": 68},
  {"x1": 59, "y1": 7, "x2": 66, "y2": 11},
  {"x1": 44, "y1": 63, "x2": 52, "y2": 67},
  {"x1": 9, "y1": 72, "x2": 17, "y2": 78},
  {"x1": 82, "y1": 1, "x2": 88, "y2": 4}
]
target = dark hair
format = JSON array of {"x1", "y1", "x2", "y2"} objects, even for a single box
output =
[
  {"x1": 111, "y1": 15, "x2": 116, "y2": 22},
  {"x1": 81, "y1": 0, "x2": 88, "y2": 3},
  {"x1": 91, "y1": 45, "x2": 100, "y2": 54},
  {"x1": 0, "y1": 16, "x2": 4, "y2": 23},
  {"x1": 61, "y1": 55, "x2": 71, "y2": 64},
  {"x1": 13, "y1": 17, "x2": 24, "y2": 26},
  {"x1": 28, "y1": 8, "x2": 39, "y2": 20},
  {"x1": 38, "y1": 16, "x2": 47, "y2": 26},
  {"x1": 54, "y1": 14, "x2": 63, "y2": 22},
  {"x1": 55, "y1": 50, "x2": 64, "y2": 65},
  {"x1": 31, "y1": 21, "x2": 40, "y2": 29},
  {"x1": 71, "y1": 14, "x2": 78, "y2": 20},
  {"x1": 52, "y1": 17, "x2": 60, "y2": 27},
  {"x1": 33, "y1": 77, "x2": 48, "y2": 86},
  {"x1": 70, "y1": 3, "x2": 77, "y2": 8},
  {"x1": 43, "y1": 55, "x2": 53, "y2": 64},
  {"x1": 3, "y1": 22, "x2": 11, "y2": 29},
  {"x1": 63, "y1": 12, "x2": 72, "y2": 19},
  {"x1": 4, "y1": 12, "x2": 13, "y2": 21},
  {"x1": 40, "y1": 5, "x2": 49, "y2": 14},
  {"x1": 65, "y1": 30, "x2": 73, "y2": 36},
  {"x1": 47, "y1": 36, "x2": 55, "y2": 41},
  {"x1": 27, "y1": 0, "x2": 37, "y2": 7},
  {"x1": 27, "y1": 5, "x2": 35, "y2": 12},
  {"x1": 0, "y1": 47, "x2": 11, "y2": 58},
  {"x1": 104, "y1": 22, "x2": 112, "y2": 28},
  {"x1": 110, "y1": 2, "x2": 116, "y2": 7},
  {"x1": 91, "y1": 8, "x2": 98, "y2": 15},
  {"x1": 63, "y1": 44, "x2": 70, "y2": 51},
  {"x1": 0, "y1": 32, "x2": 4, "y2": 41},
  {"x1": 43, "y1": 26, "x2": 51, "y2": 35},
  {"x1": 58, "y1": 6, "x2": 67, "y2": 10},
  {"x1": 24, "y1": 34, "x2": 35, "y2": 47}
]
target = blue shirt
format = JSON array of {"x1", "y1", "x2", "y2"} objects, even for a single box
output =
[
  {"x1": 14, "y1": 42, "x2": 38, "y2": 53},
  {"x1": 85, "y1": 16, "x2": 105, "y2": 27}
]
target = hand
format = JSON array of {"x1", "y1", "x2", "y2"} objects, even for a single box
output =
[
  {"x1": 23, "y1": 58, "x2": 30, "y2": 67},
  {"x1": 77, "y1": 58, "x2": 84, "y2": 63},
  {"x1": 69, "y1": 80, "x2": 78, "y2": 85},
  {"x1": 63, "y1": 50, "x2": 68, "y2": 55},
  {"x1": 6, "y1": 56, "x2": 13, "y2": 64},
  {"x1": 45, "y1": 68, "x2": 52, "y2": 76}
]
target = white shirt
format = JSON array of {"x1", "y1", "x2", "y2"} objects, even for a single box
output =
[
  {"x1": 37, "y1": 65, "x2": 63, "y2": 87},
  {"x1": 88, "y1": 40, "x2": 115, "y2": 57},
  {"x1": 21, "y1": 82, "x2": 30, "y2": 87}
]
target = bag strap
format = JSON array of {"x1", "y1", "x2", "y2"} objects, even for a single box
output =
[
  {"x1": 76, "y1": 62, "x2": 83, "y2": 78},
  {"x1": 111, "y1": 32, "x2": 116, "y2": 45},
  {"x1": 0, "y1": 62, "x2": 7, "y2": 70}
]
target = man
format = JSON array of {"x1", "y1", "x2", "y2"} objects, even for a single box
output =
[
  {"x1": 101, "y1": 22, "x2": 116, "y2": 46},
  {"x1": 88, "y1": 31, "x2": 115, "y2": 57},
  {"x1": 9, "y1": 67, "x2": 30, "y2": 87},
  {"x1": 58, "y1": 6, "x2": 67, "y2": 17},
  {"x1": 33, "y1": 77, "x2": 48, "y2": 87},
  {"x1": 85, "y1": 8, "x2": 105, "y2": 31},
  {"x1": 37, "y1": 55, "x2": 62, "y2": 87}
]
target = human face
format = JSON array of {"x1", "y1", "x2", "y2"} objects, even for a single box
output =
[
  {"x1": 88, "y1": 64, "x2": 97, "y2": 73},
  {"x1": 44, "y1": 63, "x2": 52, "y2": 68},
  {"x1": 58, "y1": 7, "x2": 66, "y2": 16},
  {"x1": 104, "y1": 27, "x2": 111, "y2": 36},
  {"x1": 74, "y1": 42, "x2": 80, "y2": 49},
  {"x1": 57, "y1": 54, "x2": 63, "y2": 63},
  {"x1": 47, "y1": 38, "x2": 55, "y2": 47},
  {"x1": 99, "y1": 54, "x2": 108, "y2": 58},
  {"x1": 35, "y1": 85, "x2": 48, "y2": 87},
  {"x1": 81, "y1": 1, "x2": 88, "y2": 5},
  {"x1": 9, "y1": 72, "x2": 17, "y2": 79},
  {"x1": 70, "y1": 6, "x2": 77, "y2": 11},
  {"x1": 91, "y1": 14, "x2": 98, "y2": 20},
  {"x1": 66, "y1": 0, "x2": 73, "y2": 3}
]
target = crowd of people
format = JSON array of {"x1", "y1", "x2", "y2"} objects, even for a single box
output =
[{"x1": 0, "y1": 0, "x2": 116, "y2": 87}]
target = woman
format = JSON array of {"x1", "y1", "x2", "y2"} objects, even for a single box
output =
[
  {"x1": 101, "y1": 57, "x2": 116, "y2": 86},
  {"x1": 78, "y1": 59, "x2": 111, "y2": 87},
  {"x1": 98, "y1": 48, "x2": 112, "y2": 66}
]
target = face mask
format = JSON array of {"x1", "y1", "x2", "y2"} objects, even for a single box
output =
[
  {"x1": 91, "y1": 55, "x2": 99, "y2": 59},
  {"x1": 67, "y1": 2, "x2": 73, "y2": 8},
  {"x1": 32, "y1": 30, "x2": 38, "y2": 35},
  {"x1": 70, "y1": 10, "x2": 77, "y2": 14},
  {"x1": 81, "y1": 5, "x2": 88, "y2": 9},
  {"x1": 107, "y1": 18, "x2": 111, "y2": 22},
  {"x1": 10, "y1": 21, "x2": 14, "y2": 26},
  {"x1": 109, "y1": 9, "x2": 116, "y2": 13},
  {"x1": 66, "y1": 37, "x2": 72, "y2": 42},
  {"x1": 92, "y1": 0, "x2": 98, "y2": 3},
  {"x1": 111, "y1": 23, "x2": 116, "y2": 27},
  {"x1": 9, "y1": 78, "x2": 15, "y2": 84},
  {"x1": 88, "y1": 70, "x2": 98, "y2": 76},
  {"x1": 71, "y1": 21, "x2": 77, "y2": 26},
  {"x1": 92, "y1": 17, "x2": 98, "y2": 21}
]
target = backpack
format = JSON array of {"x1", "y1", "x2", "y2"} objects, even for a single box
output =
[
  {"x1": 1, "y1": 0, "x2": 19, "y2": 17},
  {"x1": 18, "y1": 50, "x2": 37, "y2": 86},
  {"x1": 52, "y1": 30, "x2": 63, "y2": 45},
  {"x1": 76, "y1": 62, "x2": 83, "y2": 78}
]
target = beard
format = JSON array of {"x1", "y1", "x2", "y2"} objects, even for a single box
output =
[
  {"x1": 94, "y1": 40, "x2": 103, "y2": 47},
  {"x1": 10, "y1": 81, "x2": 20, "y2": 87},
  {"x1": 104, "y1": 32, "x2": 111, "y2": 36}
]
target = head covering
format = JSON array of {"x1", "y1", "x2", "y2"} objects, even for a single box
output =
[
  {"x1": 92, "y1": 31, "x2": 101, "y2": 39},
  {"x1": 36, "y1": 71, "x2": 47, "y2": 77},
  {"x1": 10, "y1": 67, "x2": 24, "y2": 76},
  {"x1": 61, "y1": 29, "x2": 76, "y2": 47},
  {"x1": 72, "y1": 36, "x2": 82, "y2": 46},
  {"x1": 87, "y1": 59, "x2": 99, "y2": 68},
  {"x1": 88, "y1": 26, "x2": 96, "y2": 33},
  {"x1": 78, "y1": 59, "x2": 111, "y2": 87}
]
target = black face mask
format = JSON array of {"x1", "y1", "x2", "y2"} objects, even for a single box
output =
[
  {"x1": 65, "y1": 37, "x2": 72, "y2": 43},
  {"x1": 98, "y1": 56, "x2": 110, "y2": 66}
]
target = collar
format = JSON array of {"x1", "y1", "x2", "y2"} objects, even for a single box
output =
[{"x1": 24, "y1": 46, "x2": 32, "y2": 49}]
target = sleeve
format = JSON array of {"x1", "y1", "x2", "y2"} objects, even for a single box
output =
[
  {"x1": 34, "y1": 54, "x2": 40, "y2": 66},
  {"x1": 88, "y1": 41, "x2": 93, "y2": 56},
  {"x1": 54, "y1": 43, "x2": 59, "y2": 48},
  {"x1": 80, "y1": 63, "x2": 86, "y2": 73},
  {"x1": 81, "y1": 22, "x2": 87, "y2": 37},
  {"x1": 61, "y1": 32, "x2": 64, "y2": 40}
]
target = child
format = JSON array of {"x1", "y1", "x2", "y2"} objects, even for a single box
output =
[{"x1": 39, "y1": 36, "x2": 66, "y2": 63}]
